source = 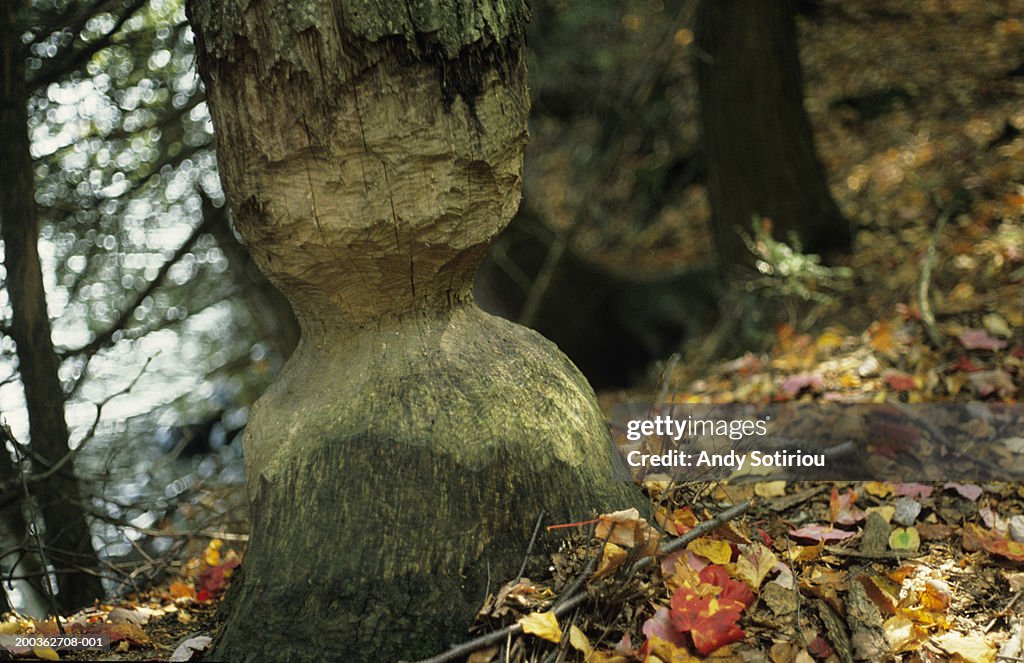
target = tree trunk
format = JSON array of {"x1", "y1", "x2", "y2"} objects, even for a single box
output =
[
  {"x1": 187, "y1": 1, "x2": 640, "y2": 660},
  {"x1": 0, "y1": 1, "x2": 103, "y2": 613},
  {"x1": 695, "y1": 0, "x2": 851, "y2": 266}
]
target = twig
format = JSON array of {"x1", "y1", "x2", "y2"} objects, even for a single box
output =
[
  {"x1": 516, "y1": 511, "x2": 545, "y2": 585},
  {"x1": 6, "y1": 422, "x2": 63, "y2": 627},
  {"x1": 408, "y1": 500, "x2": 750, "y2": 663},
  {"x1": 918, "y1": 192, "x2": 965, "y2": 347},
  {"x1": 33, "y1": 356, "x2": 154, "y2": 483},
  {"x1": 985, "y1": 589, "x2": 1023, "y2": 633}
]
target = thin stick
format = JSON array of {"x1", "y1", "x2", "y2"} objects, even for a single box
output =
[
  {"x1": 985, "y1": 590, "x2": 1023, "y2": 633},
  {"x1": 408, "y1": 500, "x2": 750, "y2": 663},
  {"x1": 516, "y1": 511, "x2": 545, "y2": 584},
  {"x1": 918, "y1": 195, "x2": 960, "y2": 347},
  {"x1": 6, "y1": 423, "x2": 63, "y2": 628}
]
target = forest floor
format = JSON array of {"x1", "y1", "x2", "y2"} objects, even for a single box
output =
[{"x1": 5, "y1": 0, "x2": 1024, "y2": 661}]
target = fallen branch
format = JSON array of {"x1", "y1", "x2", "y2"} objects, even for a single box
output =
[{"x1": 408, "y1": 500, "x2": 751, "y2": 663}]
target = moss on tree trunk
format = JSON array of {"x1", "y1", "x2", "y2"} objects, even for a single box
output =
[{"x1": 187, "y1": 0, "x2": 640, "y2": 659}]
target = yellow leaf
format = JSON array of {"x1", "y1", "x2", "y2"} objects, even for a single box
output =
[
  {"x1": 731, "y1": 542, "x2": 779, "y2": 589},
  {"x1": 754, "y1": 481, "x2": 787, "y2": 498},
  {"x1": 865, "y1": 506, "x2": 895, "y2": 523},
  {"x1": 568, "y1": 625, "x2": 591, "y2": 657},
  {"x1": 203, "y1": 539, "x2": 224, "y2": 566},
  {"x1": 32, "y1": 647, "x2": 60, "y2": 661},
  {"x1": 815, "y1": 330, "x2": 844, "y2": 351},
  {"x1": 883, "y1": 615, "x2": 921, "y2": 653},
  {"x1": 647, "y1": 635, "x2": 700, "y2": 662},
  {"x1": 593, "y1": 542, "x2": 628, "y2": 580},
  {"x1": 864, "y1": 481, "x2": 893, "y2": 498},
  {"x1": 934, "y1": 632, "x2": 996, "y2": 663},
  {"x1": 0, "y1": 621, "x2": 25, "y2": 634},
  {"x1": 467, "y1": 646, "x2": 498, "y2": 663},
  {"x1": 687, "y1": 537, "x2": 732, "y2": 565},
  {"x1": 518, "y1": 611, "x2": 562, "y2": 644}
]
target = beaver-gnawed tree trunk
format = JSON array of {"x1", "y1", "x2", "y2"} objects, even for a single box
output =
[
  {"x1": 695, "y1": 0, "x2": 851, "y2": 266},
  {"x1": 186, "y1": 1, "x2": 640, "y2": 660}
]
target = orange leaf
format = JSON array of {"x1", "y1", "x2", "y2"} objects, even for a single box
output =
[{"x1": 169, "y1": 581, "x2": 195, "y2": 599}]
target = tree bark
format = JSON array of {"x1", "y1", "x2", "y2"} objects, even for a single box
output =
[
  {"x1": 187, "y1": 1, "x2": 640, "y2": 660},
  {"x1": 695, "y1": 0, "x2": 851, "y2": 267},
  {"x1": 0, "y1": 1, "x2": 103, "y2": 613}
]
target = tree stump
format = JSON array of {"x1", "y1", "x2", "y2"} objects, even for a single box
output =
[{"x1": 188, "y1": 1, "x2": 640, "y2": 659}]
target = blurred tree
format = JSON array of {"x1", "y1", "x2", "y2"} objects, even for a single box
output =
[
  {"x1": 695, "y1": 0, "x2": 851, "y2": 266},
  {"x1": 0, "y1": 0, "x2": 299, "y2": 613},
  {"x1": 188, "y1": 0, "x2": 639, "y2": 659},
  {"x1": 1, "y1": 0, "x2": 103, "y2": 611}
]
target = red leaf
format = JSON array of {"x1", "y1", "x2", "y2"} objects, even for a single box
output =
[
  {"x1": 700, "y1": 565, "x2": 754, "y2": 607},
  {"x1": 198, "y1": 559, "x2": 240, "y2": 595},
  {"x1": 963, "y1": 523, "x2": 1024, "y2": 562},
  {"x1": 669, "y1": 587, "x2": 746, "y2": 655},
  {"x1": 948, "y1": 356, "x2": 982, "y2": 372},
  {"x1": 690, "y1": 606, "x2": 745, "y2": 655},
  {"x1": 807, "y1": 636, "x2": 835, "y2": 659},
  {"x1": 883, "y1": 370, "x2": 916, "y2": 391}
]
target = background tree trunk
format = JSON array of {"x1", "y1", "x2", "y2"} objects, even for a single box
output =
[
  {"x1": 0, "y1": 1, "x2": 102, "y2": 613},
  {"x1": 187, "y1": 1, "x2": 640, "y2": 660},
  {"x1": 695, "y1": 0, "x2": 852, "y2": 266}
]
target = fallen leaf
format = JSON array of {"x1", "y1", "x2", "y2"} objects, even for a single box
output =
[
  {"x1": 755, "y1": 481, "x2": 787, "y2": 497},
  {"x1": 203, "y1": 539, "x2": 224, "y2": 567},
  {"x1": 963, "y1": 523, "x2": 1024, "y2": 562},
  {"x1": 830, "y1": 487, "x2": 865, "y2": 525},
  {"x1": 169, "y1": 581, "x2": 195, "y2": 599},
  {"x1": 669, "y1": 587, "x2": 746, "y2": 655},
  {"x1": 731, "y1": 542, "x2": 778, "y2": 590},
  {"x1": 891, "y1": 483, "x2": 933, "y2": 498},
  {"x1": 642, "y1": 607, "x2": 688, "y2": 648},
  {"x1": 889, "y1": 527, "x2": 920, "y2": 551},
  {"x1": 519, "y1": 611, "x2": 562, "y2": 644},
  {"x1": 596, "y1": 508, "x2": 660, "y2": 555},
  {"x1": 969, "y1": 369, "x2": 1015, "y2": 396},
  {"x1": 31, "y1": 647, "x2": 59, "y2": 661},
  {"x1": 781, "y1": 373, "x2": 824, "y2": 398},
  {"x1": 933, "y1": 632, "x2": 996, "y2": 663},
  {"x1": 788, "y1": 524, "x2": 856, "y2": 543},
  {"x1": 959, "y1": 329, "x2": 1008, "y2": 351},
  {"x1": 945, "y1": 482, "x2": 984, "y2": 501},
  {"x1": 594, "y1": 542, "x2": 629, "y2": 580},
  {"x1": 883, "y1": 370, "x2": 917, "y2": 391},
  {"x1": 687, "y1": 538, "x2": 733, "y2": 565},
  {"x1": 864, "y1": 482, "x2": 893, "y2": 498},
  {"x1": 646, "y1": 635, "x2": 700, "y2": 662},
  {"x1": 882, "y1": 614, "x2": 920, "y2": 652},
  {"x1": 568, "y1": 625, "x2": 591, "y2": 657},
  {"x1": 806, "y1": 636, "x2": 834, "y2": 659},
  {"x1": 169, "y1": 635, "x2": 213, "y2": 662}
]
